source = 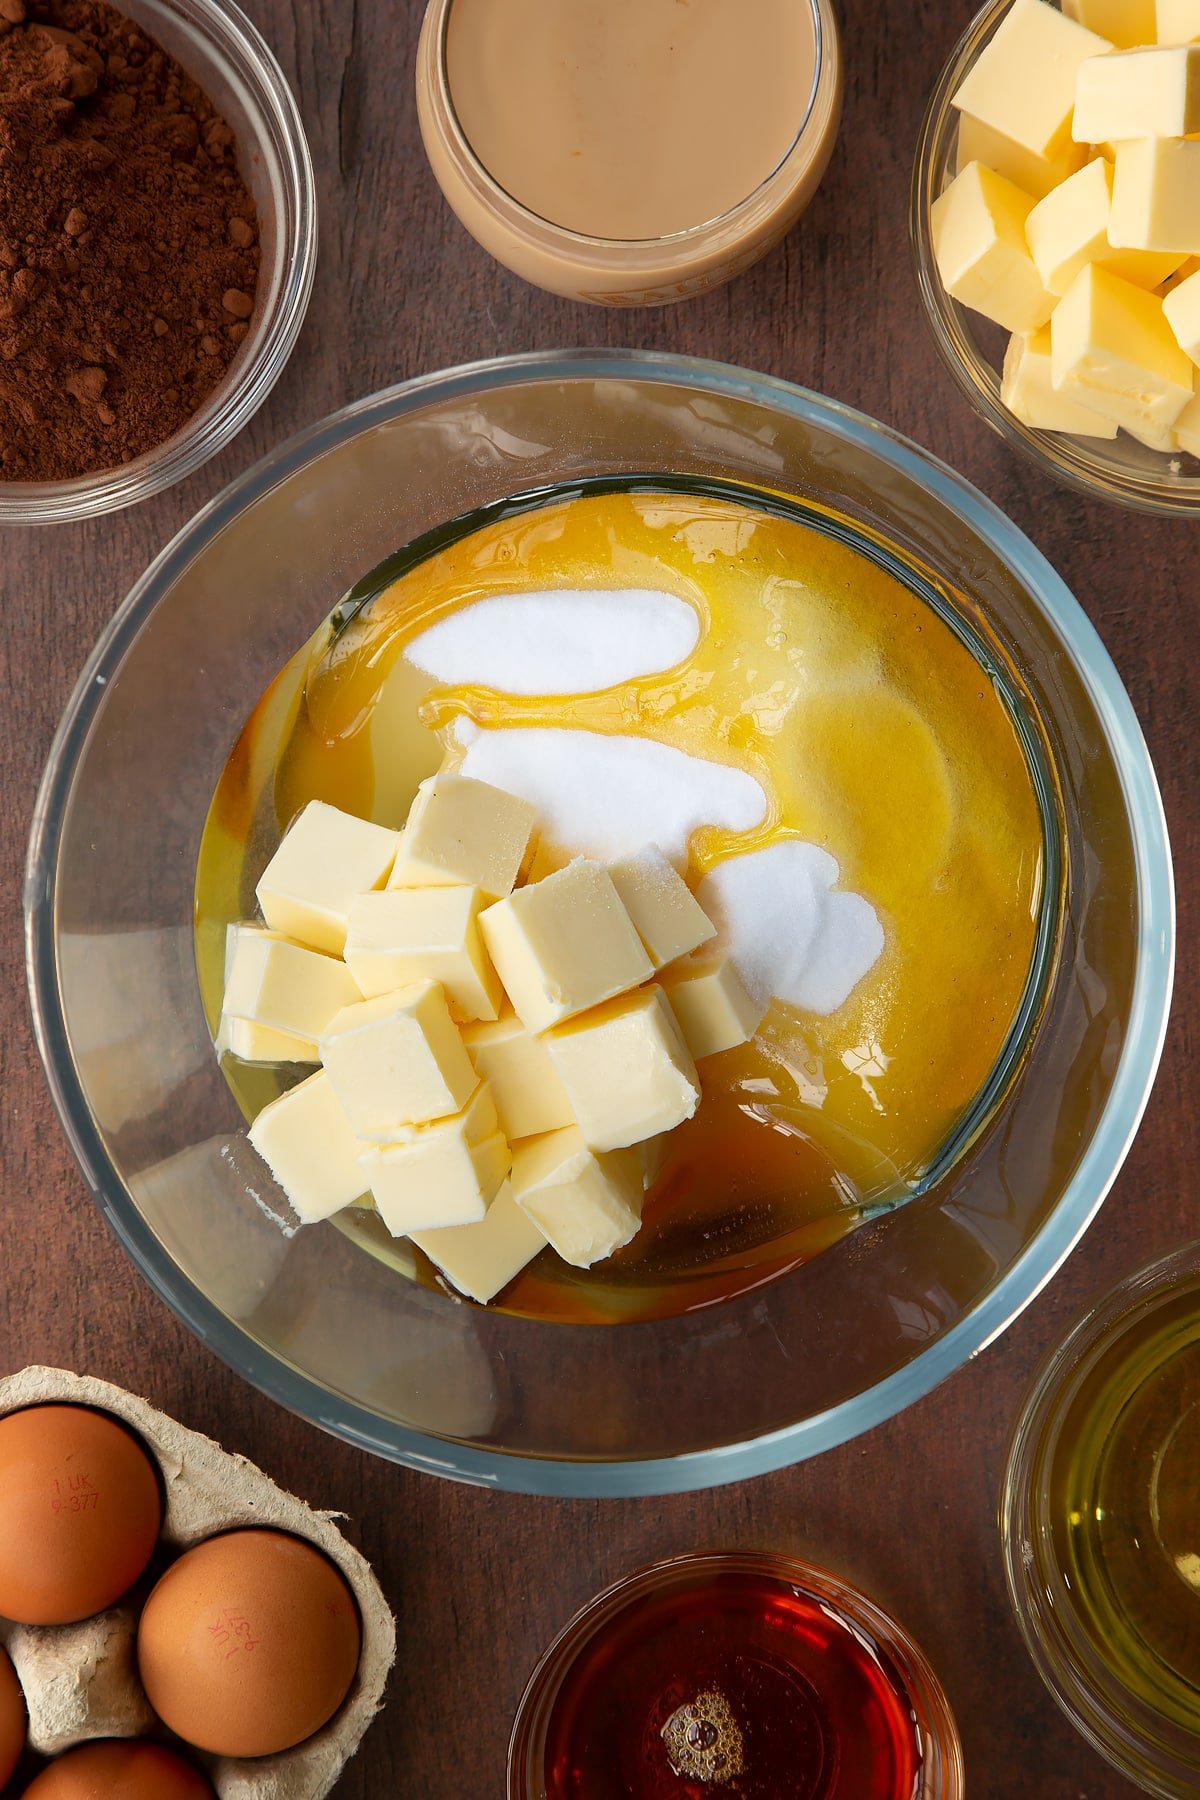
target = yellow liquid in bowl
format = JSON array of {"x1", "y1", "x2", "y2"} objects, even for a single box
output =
[
  {"x1": 1049, "y1": 1294, "x2": 1200, "y2": 1732},
  {"x1": 196, "y1": 484, "x2": 1050, "y2": 1322}
]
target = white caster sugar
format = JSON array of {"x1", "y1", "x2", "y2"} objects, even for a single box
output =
[
  {"x1": 405, "y1": 588, "x2": 700, "y2": 694},
  {"x1": 455, "y1": 723, "x2": 766, "y2": 865},
  {"x1": 697, "y1": 842, "x2": 885, "y2": 1017}
]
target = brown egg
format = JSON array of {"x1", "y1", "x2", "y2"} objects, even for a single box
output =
[
  {"x1": 0, "y1": 1406, "x2": 162, "y2": 1625},
  {"x1": 0, "y1": 1644, "x2": 25, "y2": 1790},
  {"x1": 136, "y1": 1528, "x2": 361, "y2": 1757},
  {"x1": 21, "y1": 1740, "x2": 214, "y2": 1798}
]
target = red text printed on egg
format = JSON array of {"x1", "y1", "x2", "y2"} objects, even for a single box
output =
[
  {"x1": 49, "y1": 1473, "x2": 100, "y2": 1513},
  {"x1": 207, "y1": 1609, "x2": 263, "y2": 1660}
]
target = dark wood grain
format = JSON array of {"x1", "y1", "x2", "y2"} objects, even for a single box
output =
[{"x1": 1, "y1": 0, "x2": 1196, "y2": 1794}]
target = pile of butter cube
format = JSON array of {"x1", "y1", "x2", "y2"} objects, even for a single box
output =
[
  {"x1": 217, "y1": 774, "x2": 764, "y2": 1304},
  {"x1": 931, "y1": 0, "x2": 1200, "y2": 455}
]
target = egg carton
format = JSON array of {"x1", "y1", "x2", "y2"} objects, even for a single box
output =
[{"x1": 0, "y1": 1367, "x2": 396, "y2": 1799}]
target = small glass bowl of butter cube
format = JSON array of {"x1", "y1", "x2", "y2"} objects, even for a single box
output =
[{"x1": 913, "y1": 0, "x2": 1200, "y2": 513}]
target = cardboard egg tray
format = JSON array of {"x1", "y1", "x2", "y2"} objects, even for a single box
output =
[{"x1": 0, "y1": 1367, "x2": 396, "y2": 1799}]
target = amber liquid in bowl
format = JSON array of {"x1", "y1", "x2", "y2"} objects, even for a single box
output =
[
  {"x1": 194, "y1": 477, "x2": 1058, "y2": 1323},
  {"x1": 508, "y1": 1553, "x2": 961, "y2": 1797},
  {"x1": 537, "y1": 1565, "x2": 923, "y2": 1798}
]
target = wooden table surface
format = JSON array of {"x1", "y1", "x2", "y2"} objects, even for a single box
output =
[{"x1": 1, "y1": 0, "x2": 1196, "y2": 1793}]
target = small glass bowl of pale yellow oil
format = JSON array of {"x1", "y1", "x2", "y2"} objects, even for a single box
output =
[{"x1": 1002, "y1": 1241, "x2": 1200, "y2": 1797}]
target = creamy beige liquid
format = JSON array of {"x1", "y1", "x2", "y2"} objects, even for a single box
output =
[{"x1": 445, "y1": 0, "x2": 819, "y2": 239}]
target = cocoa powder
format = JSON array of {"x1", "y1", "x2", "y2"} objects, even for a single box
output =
[{"x1": 0, "y1": 0, "x2": 260, "y2": 483}]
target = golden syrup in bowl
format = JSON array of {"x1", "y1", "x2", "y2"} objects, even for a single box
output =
[{"x1": 194, "y1": 477, "x2": 1059, "y2": 1323}]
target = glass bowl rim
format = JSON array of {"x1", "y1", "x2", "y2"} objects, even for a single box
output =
[
  {"x1": 506, "y1": 1547, "x2": 965, "y2": 1797},
  {"x1": 909, "y1": 0, "x2": 1200, "y2": 519},
  {"x1": 1000, "y1": 1239, "x2": 1200, "y2": 1791},
  {"x1": 0, "y1": 0, "x2": 317, "y2": 526},
  {"x1": 24, "y1": 347, "x2": 1176, "y2": 1495}
]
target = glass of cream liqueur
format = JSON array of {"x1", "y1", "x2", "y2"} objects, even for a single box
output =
[
  {"x1": 415, "y1": 0, "x2": 843, "y2": 302},
  {"x1": 195, "y1": 474, "x2": 1061, "y2": 1327},
  {"x1": 506, "y1": 1552, "x2": 964, "y2": 1799}
]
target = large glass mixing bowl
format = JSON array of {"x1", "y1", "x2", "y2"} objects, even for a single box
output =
[{"x1": 24, "y1": 351, "x2": 1174, "y2": 1495}]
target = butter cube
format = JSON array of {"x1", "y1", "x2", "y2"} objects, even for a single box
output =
[
  {"x1": 607, "y1": 846, "x2": 716, "y2": 970},
  {"x1": 224, "y1": 918, "x2": 277, "y2": 979},
  {"x1": 661, "y1": 960, "x2": 766, "y2": 1061},
  {"x1": 255, "y1": 800, "x2": 399, "y2": 955},
  {"x1": 1157, "y1": 0, "x2": 1200, "y2": 43},
  {"x1": 319, "y1": 981, "x2": 478, "y2": 1136},
  {"x1": 1065, "y1": 0, "x2": 1156, "y2": 49},
  {"x1": 955, "y1": 113, "x2": 1084, "y2": 198},
  {"x1": 1026, "y1": 163, "x2": 1106, "y2": 296},
  {"x1": 345, "y1": 886, "x2": 503, "y2": 1020},
  {"x1": 1002, "y1": 327, "x2": 1120, "y2": 432},
  {"x1": 388, "y1": 772, "x2": 536, "y2": 901},
  {"x1": 1173, "y1": 390, "x2": 1200, "y2": 451},
  {"x1": 360, "y1": 1085, "x2": 511, "y2": 1236},
  {"x1": 222, "y1": 924, "x2": 360, "y2": 1043},
  {"x1": 1051, "y1": 262, "x2": 1195, "y2": 435},
  {"x1": 1164, "y1": 267, "x2": 1200, "y2": 360},
  {"x1": 1122, "y1": 418, "x2": 1179, "y2": 449},
  {"x1": 931, "y1": 162, "x2": 1055, "y2": 332},
  {"x1": 411, "y1": 1180, "x2": 548, "y2": 1303},
  {"x1": 217, "y1": 923, "x2": 318, "y2": 1061},
  {"x1": 953, "y1": 0, "x2": 1112, "y2": 160},
  {"x1": 544, "y1": 986, "x2": 700, "y2": 1153},
  {"x1": 1110, "y1": 138, "x2": 1200, "y2": 253},
  {"x1": 1026, "y1": 159, "x2": 1184, "y2": 294},
  {"x1": 1074, "y1": 45, "x2": 1200, "y2": 140},
  {"x1": 478, "y1": 859, "x2": 653, "y2": 1034},
  {"x1": 510, "y1": 1127, "x2": 643, "y2": 1268},
  {"x1": 248, "y1": 1070, "x2": 369, "y2": 1224},
  {"x1": 219, "y1": 1016, "x2": 318, "y2": 1063},
  {"x1": 460, "y1": 1008, "x2": 575, "y2": 1140}
]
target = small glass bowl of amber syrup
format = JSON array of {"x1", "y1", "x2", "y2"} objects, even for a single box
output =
[
  {"x1": 507, "y1": 1550, "x2": 964, "y2": 1798},
  {"x1": 1003, "y1": 1242, "x2": 1200, "y2": 1798}
]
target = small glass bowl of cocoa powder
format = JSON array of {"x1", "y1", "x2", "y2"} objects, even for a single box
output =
[{"x1": 0, "y1": 0, "x2": 315, "y2": 522}]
